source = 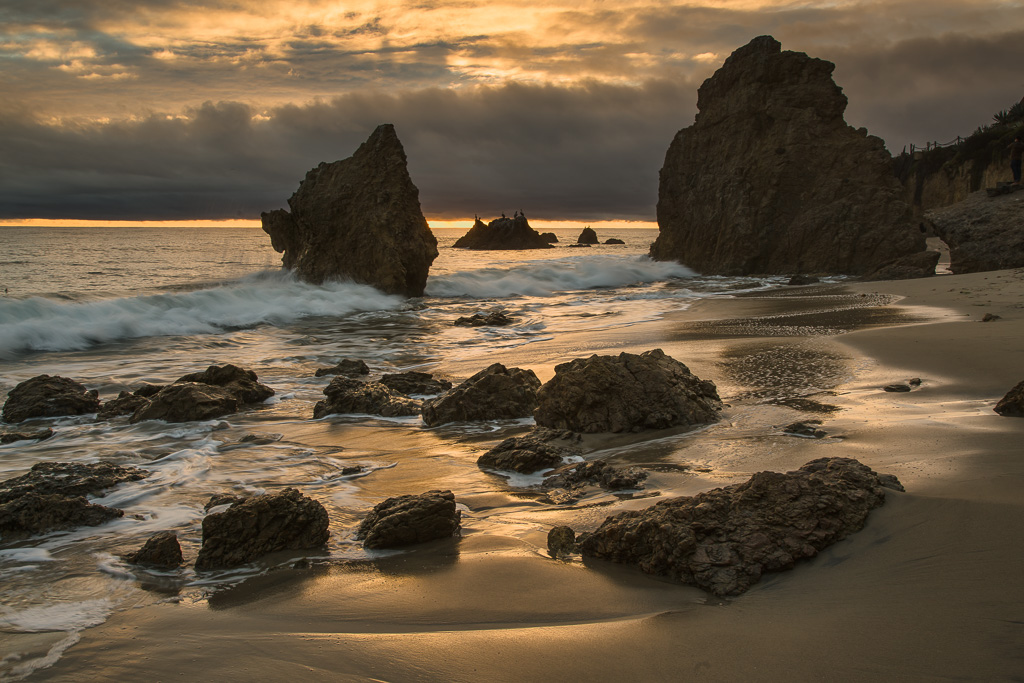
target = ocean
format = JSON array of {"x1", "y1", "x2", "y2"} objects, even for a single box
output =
[{"x1": 0, "y1": 225, "x2": 796, "y2": 678}]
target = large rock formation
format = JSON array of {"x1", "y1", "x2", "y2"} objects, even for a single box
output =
[
  {"x1": 651, "y1": 36, "x2": 930, "y2": 277},
  {"x1": 580, "y1": 457, "x2": 902, "y2": 596},
  {"x1": 534, "y1": 349, "x2": 721, "y2": 433},
  {"x1": 453, "y1": 214, "x2": 553, "y2": 250},
  {"x1": 926, "y1": 190, "x2": 1024, "y2": 273},
  {"x1": 2, "y1": 375, "x2": 100, "y2": 423},
  {"x1": 261, "y1": 124, "x2": 438, "y2": 296}
]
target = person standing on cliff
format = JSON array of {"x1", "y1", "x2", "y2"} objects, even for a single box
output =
[{"x1": 1009, "y1": 136, "x2": 1024, "y2": 185}]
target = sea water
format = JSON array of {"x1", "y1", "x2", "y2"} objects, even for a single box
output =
[{"x1": 0, "y1": 226, "x2": 788, "y2": 677}]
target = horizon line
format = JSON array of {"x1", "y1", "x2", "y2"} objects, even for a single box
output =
[{"x1": 0, "y1": 218, "x2": 660, "y2": 230}]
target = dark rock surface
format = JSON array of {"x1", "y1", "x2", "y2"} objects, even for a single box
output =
[
  {"x1": 782, "y1": 421, "x2": 827, "y2": 438},
  {"x1": 0, "y1": 493, "x2": 124, "y2": 539},
  {"x1": 314, "y1": 359, "x2": 370, "y2": 378},
  {"x1": 453, "y1": 311, "x2": 514, "y2": 327},
  {"x1": 313, "y1": 379, "x2": 422, "y2": 419},
  {"x1": 175, "y1": 365, "x2": 275, "y2": 404},
  {"x1": 534, "y1": 349, "x2": 722, "y2": 433},
  {"x1": 543, "y1": 460, "x2": 648, "y2": 491},
  {"x1": 787, "y1": 275, "x2": 820, "y2": 286},
  {"x1": 421, "y1": 364, "x2": 542, "y2": 427},
  {"x1": 195, "y1": 488, "x2": 329, "y2": 570},
  {"x1": 453, "y1": 215, "x2": 553, "y2": 250},
  {"x1": 204, "y1": 493, "x2": 246, "y2": 511},
  {"x1": 927, "y1": 190, "x2": 1024, "y2": 273},
  {"x1": 356, "y1": 489, "x2": 461, "y2": 549},
  {"x1": 539, "y1": 232, "x2": 558, "y2": 243},
  {"x1": 547, "y1": 526, "x2": 578, "y2": 558},
  {"x1": 0, "y1": 461, "x2": 147, "y2": 502},
  {"x1": 261, "y1": 124, "x2": 438, "y2": 296},
  {"x1": 98, "y1": 391, "x2": 152, "y2": 419},
  {"x1": 0, "y1": 428, "x2": 54, "y2": 444},
  {"x1": 379, "y1": 371, "x2": 452, "y2": 396},
  {"x1": 604, "y1": 238, "x2": 625, "y2": 245},
  {"x1": 580, "y1": 457, "x2": 902, "y2": 596},
  {"x1": 994, "y1": 380, "x2": 1024, "y2": 417},
  {"x1": 122, "y1": 531, "x2": 183, "y2": 568},
  {"x1": 2, "y1": 375, "x2": 101, "y2": 423},
  {"x1": 477, "y1": 429, "x2": 582, "y2": 474},
  {"x1": 883, "y1": 384, "x2": 912, "y2": 393},
  {"x1": 861, "y1": 250, "x2": 940, "y2": 281},
  {"x1": 651, "y1": 36, "x2": 928, "y2": 278},
  {"x1": 577, "y1": 227, "x2": 599, "y2": 244},
  {"x1": 130, "y1": 365, "x2": 274, "y2": 423}
]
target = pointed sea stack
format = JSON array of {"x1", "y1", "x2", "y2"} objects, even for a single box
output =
[
  {"x1": 651, "y1": 36, "x2": 934, "y2": 278},
  {"x1": 453, "y1": 214, "x2": 553, "y2": 250},
  {"x1": 261, "y1": 124, "x2": 438, "y2": 297}
]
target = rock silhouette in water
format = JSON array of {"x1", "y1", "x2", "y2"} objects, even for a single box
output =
[
  {"x1": 651, "y1": 36, "x2": 931, "y2": 277},
  {"x1": 261, "y1": 124, "x2": 438, "y2": 297},
  {"x1": 453, "y1": 214, "x2": 553, "y2": 250}
]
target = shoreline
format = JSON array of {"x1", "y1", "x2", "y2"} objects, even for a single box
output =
[{"x1": 28, "y1": 269, "x2": 1024, "y2": 681}]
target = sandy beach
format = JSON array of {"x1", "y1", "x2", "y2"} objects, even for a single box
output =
[{"x1": 28, "y1": 267, "x2": 1024, "y2": 682}]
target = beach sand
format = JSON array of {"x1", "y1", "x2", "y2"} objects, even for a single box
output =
[{"x1": 33, "y1": 269, "x2": 1024, "y2": 681}]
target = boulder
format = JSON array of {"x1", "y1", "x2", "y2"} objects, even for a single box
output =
[
  {"x1": 130, "y1": 365, "x2": 274, "y2": 423},
  {"x1": 0, "y1": 427, "x2": 53, "y2": 444},
  {"x1": 421, "y1": 364, "x2": 542, "y2": 427},
  {"x1": 314, "y1": 359, "x2": 370, "y2": 378},
  {"x1": 547, "y1": 526, "x2": 579, "y2": 558},
  {"x1": 543, "y1": 460, "x2": 648, "y2": 491},
  {"x1": 453, "y1": 311, "x2": 514, "y2": 327},
  {"x1": 0, "y1": 493, "x2": 124, "y2": 539},
  {"x1": 782, "y1": 421, "x2": 827, "y2": 438},
  {"x1": 477, "y1": 429, "x2": 582, "y2": 474},
  {"x1": 2, "y1": 375, "x2": 100, "y2": 423},
  {"x1": 577, "y1": 227, "x2": 599, "y2": 244},
  {"x1": 194, "y1": 488, "x2": 329, "y2": 570},
  {"x1": 379, "y1": 371, "x2": 452, "y2": 396},
  {"x1": 539, "y1": 232, "x2": 559, "y2": 243},
  {"x1": 927, "y1": 190, "x2": 1024, "y2": 273},
  {"x1": 453, "y1": 214, "x2": 553, "y2": 250},
  {"x1": 580, "y1": 457, "x2": 902, "y2": 596},
  {"x1": 122, "y1": 531, "x2": 183, "y2": 569},
  {"x1": 98, "y1": 391, "x2": 151, "y2": 419},
  {"x1": 994, "y1": 380, "x2": 1024, "y2": 417},
  {"x1": 534, "y1": 349, "x2": 722, "y2": 433},
  {"x1": 356, "y1": 489, "x2": 461, "y2": 549},
  {"x1": 313, "y1": 379, "x2": 422, "y2": 419},
  {"x1": 651, "y1": 36, "x2": 929, "y2": 277},
  {"x1": 261, "y1": 124, "x2": 438, "y2": 296},
  {"x1": 175, "y1": 364, "x2": 275, "y2": 404},
  {"x1": 604, "y1": 238, "x2": 625, "y2": 245},
  {"x1": 0, "y1": 461, "x2": 147, "y2": 502}
]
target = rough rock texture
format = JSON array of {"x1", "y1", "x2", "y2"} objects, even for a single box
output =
[
  {"x1": 130, "y1": 365, "x2": 274, "y2": 423},
  {"x1": 453, "y1": 215, "x2": 553, "y2": 250},
  {"x1": 122, "y1": 531, "x2": 183, "y2": 568},
  {"x1": 543, "y1": 460, "x2": 648, "y2": 491},
  {"x1": 580, "y1": 457, "x2": 901, "y2": 596},
  {"x1": 195, "y1": 488, "x2": 329, "y2": 570},
  {"x1": 477, "y1": 429, "x2": 582, "y2": 474},
  {"x1": 175, "y1": 365, "x2": 275, "y2": 404},
  {"x1": 261, "y1": 124, "x2": 438, "y2": 296},
  {"x1": 0, "y1": 428, "x2": 53, "y2": 444},
  {"x1": 927, "y1": 190, "x2": 1024, "y2": 273},
  {"x1": 2, "y1": 375, "x2": 101, "y2": 423},
  {"x1": 421, "y1": 364, "x2": 542, "y2": 427},
  {"x1": 98, "y1": 391, "x2": 151, "y2": 420},
  {"x1": 314, "y1": 359, "x2": 370, "y2": 378},
  {"x1": 313, "y1": 379, "x2": 422, "y2": 419},
  {"x1": 994, "y1": 380, "x2": 1024, "y2": 417},
  {"x1": 454, "y1": 311, "x2": 515, "y2": 327},
  {"x1": 534, "y1": 349, "x2": 722, "y2": 433},
  {"x1": 0, "y1": 461, "x2": 147, "y2": 502},
  {"x1": 548, "y1": 526, "x2": 579, "y2": 557},
  {"x1": 577, "y1": 227, "x2": 599, "y2": 244},
  {"x1": 379, "y1": 372, "x2": 452, "y2": 396},
  {"x1": 0, "y1": 493, "x2": 124, "y2": 539},
  {"x1": 651, "y1": 36, "x2": 929, "y2": 277},
  {"x1": 782, "y1": 421, "x2": 827, "y2": 438},
  {"x1": 861, "y1": 250, "x2": 941, "y2": 281},
  {"x1": 356, "y1": 489, "x2": 461, "y2": 549}
]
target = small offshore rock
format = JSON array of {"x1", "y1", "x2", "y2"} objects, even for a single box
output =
[
  {"x1": 577, "y1": 227, "x2": 599, "y2": 244},
  {"x1": 453, "y1": 311, "x2": 515, "y2": 327},
  {"x1": 547, "y1": 526, "x2": 578, "y2": 558},
  {"x1": 379, "y1": 372, "x2": 452, "y2": 396},
  {"x1": 356, "y1": 489, "x2": 461, "y2": 549},
  {"x1": 477, "y1": 429, "x2": 582, "y2": 475},
  {"x1": 539, "y1": 232, "x2": 558, "y2": 243},
  {"x1": 2, "y1": 375, "x2": 101, "y2": 424},
  {"x1": 175, "y1": 364, "x2": 275, "y2": 404},
  {"x1": 195, "y1": 488, "x2": 329, "y2": 570},
  {"x1": 883, "y1": 384, "x2": 912, "y2": 393},
  {"x1": 604, "y1": 238, "x2": 625, "y2": 245},
  {"x1": 453, "y1": 214, "x2": 552, "y2": 250},
  {"x1": 422, "y1": 364, "x2": 542, "y2": 427},
  {"x1": 994, "y1": 380, "x2": 1024, "y2": 417},
  {"x1": 130, "y1": 383, "x2": 240, "y2": 423},
  {"x1": 122, "y1": 531, "x2": 183, "y2": 569},
  {"x1": 981, "y1": 313, "x2": 1001, "y2": 322},
  {"x1": 314, "y1": 359, "x2": 370, "y2": 377},
  {"x1": 313, "y1": 379, "x2": 422, "y2": 419},
  {"x1": 0, "y1": 427, "x2": 54, "y2": 444}
]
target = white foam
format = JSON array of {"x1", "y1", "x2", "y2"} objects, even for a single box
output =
[
  {"x1": 0, "y1": 598, "x2": 113, "y2": 633},
  {"x1": 0, "y1": 548, "x2": 56, "y2": 564}
]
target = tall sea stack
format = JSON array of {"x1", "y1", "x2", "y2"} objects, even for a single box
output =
[
  {"x1": 651, "y1": 36, "x2": 932, "y2": 277},
  {"x1": 261, "y1": 124, "x2": 438, "y2": 297}
]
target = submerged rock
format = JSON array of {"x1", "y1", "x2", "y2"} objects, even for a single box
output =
[
  {"x1": 534, "y1": 349, "x2": 722, "y2": 433},
  {"x1": 379, "y1": 371, "x2": 452, "y2": 396},
  {"x1": 453, "y1": 214, "x2": 553, "y2": 250},
  {"x1": 453, "y1": 311, "x2": 515, "y2": 327},
  {"x1": 314, "y1": 359, "x2": 370, "y2": 378},
  {"x1": 195, "y1": 488, "x2": 329, "y2": 570},
  {"x1": 356, "y1": 489, "x2": 461, "y2": 549},
  {"x1": 651, "y1": 36, "x2": 929, "y2": 278},
  {"x1": 577, "y1": 227, "x2": 599, "y2": 244},
  {"x1": 421, "y1": 364, "x2": 542, "y2": 427},
  {"x1": 313, "y1": 379, "x2": 422, "y2": 419},
  {"x1": 994, "y1": 380, "x2": 1024, "y2": 417},
  {"x1": 581, "y1": 457, "x2": 902, "y2": 596},
  {"x1": 2, "y1": 375, "x2": 100, "y2": 423},
  {"x1": 0, "y1": 493, "x2": 124, "y2": 539},
  {"x1": 261, "y1": 124, "x2": 438, "y2": 296},
  {"x1": 122, "y1": 531, "x2": 183, "y2": 569},
  {"x1": 0, "y1": 461, "x2": 147, "y2": 502},
  {"x1": 0, "y1": 427, "x2": 54, "y2": 444}
]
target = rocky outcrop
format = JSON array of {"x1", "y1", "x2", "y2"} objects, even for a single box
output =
[
  {"x1": 543, "y1": 460, "x2": 647, "y2": 491},
  {"x1": 313, "y1": 378, "x2": 422, "y2": 419},
  {"x1": 0, "y1": 427, "x2": 53, "y2": 444},
  {"x1": 454, "y1": 311, "x2": 514, "y2": 327},
  {"x1": 547, "y1": 526, "x2": 578, "y2": 558},
  {"x1": 122, "y1": 531, "x2": 183, "y2": 569},
  {"x1": 477, "y1": 428, "x2": 582, "y2": 474},
  {"x1": 453, "y1": 215, "x2": 553, "y2": 250},
  {"x1": 194, "y1": 488, "x2": 329, "y2": 570},
  {"x1": 421, "y1": 364, "x2": 542, "y2": 427},
  {"x1": 994, "y1": 380, "x2": 1024, "y2": 417},
  {"x1": 0, "y1": 494, "x2": 124, "y2": 539},
  {"x1": 2, "y1": 375, "x2": 100, "y2": 423},
  {"x1": 927, "y1": 190, "x2": 1024, "y2": 273},
  {"x1": 861, "y1": 250, "x2": 941, "y2": 281},
  {"x1": 99, "y1": 391, "x2": 151, "y2": 419},
  {"x1": 129, "y1": 365, "x2": 274, "y2": 423},
  {"x1": 356, "y1": 489, "x2": 461, "y2": 549},
  {"x1": 314, "y1": 359, "x2": 370, "y2": 378},
  {"x1": 651, "y1": 36, "x2": 929, "y2": 278},
  {"x1": 539, "y1": 232, "x2": 558, "y2": 243},
  {"x1": 534, "y1": 349, "x2": 721, "y2": 433},
  {"x1": 261, "y1": 124, "x2": 438, "y2": 296},
  {"x1": 580, "y1": 457, "x2": 902, "y2": 596},
  {"x1": 577, "y1": 227, "x2": 598, "y2": 244},
  {"x1": 379, "y1": 372, "x2": 452, "y2": 396},
  {"x1": 604, "y1": 238, "x2": 625, "y2": 245}
]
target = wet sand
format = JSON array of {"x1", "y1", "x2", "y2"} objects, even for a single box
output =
[{"x1": 34, "y1": 269, "x2": 1024, "y2": 681}]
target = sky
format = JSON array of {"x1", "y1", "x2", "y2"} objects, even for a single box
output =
[{"x1": 2, "y1": 0, "x2": 1023, "y2": 225}]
